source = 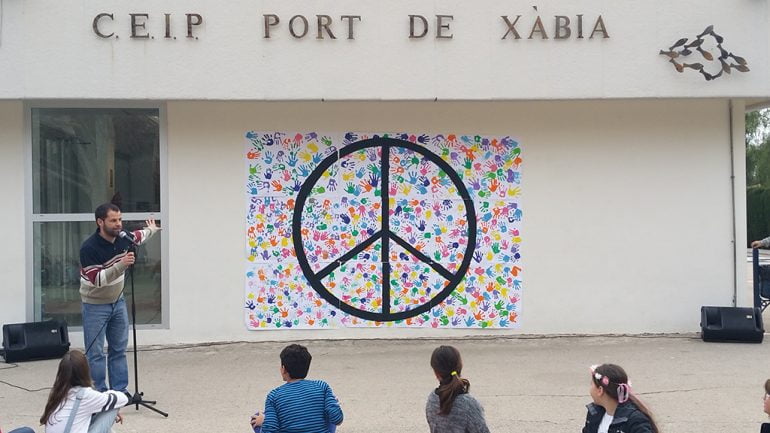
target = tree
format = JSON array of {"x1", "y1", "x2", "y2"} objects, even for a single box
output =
[
  {"x1": 746, "y1": 109, "x2": 770, "y2": 187},
  {"x1": 746, "y1": 108, "x2": 770, "y2": 245}
]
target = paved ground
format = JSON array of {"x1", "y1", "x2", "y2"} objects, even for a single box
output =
[
  {"x1": 2, "y1": 335, "x2": 770, "y2": 433},
  {"x1": 2, "y1": 249, "x2": 769, "y2": 432}
]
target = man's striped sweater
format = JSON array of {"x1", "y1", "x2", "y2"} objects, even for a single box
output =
[{"x1": 79, "y1": 226, "x2": 159, "y2": 304}]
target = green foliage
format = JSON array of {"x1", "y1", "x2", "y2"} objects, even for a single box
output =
[
  {"x1": 746, "y1": 109, "x2": 770, "y2": 187},
  {"x1": 747, "y1": 185, "x2": 770, "y2": 246},
  {"x1": 746, "y1": 109, "x2": 770, "y2": 245},
  {"x1": 747, "y1": 110, "x2": 770, "y2": 146}
]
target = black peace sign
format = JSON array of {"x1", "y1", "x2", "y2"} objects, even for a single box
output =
[{"x1": 292, "y1": 137, "x2": 477, "y2": 321}]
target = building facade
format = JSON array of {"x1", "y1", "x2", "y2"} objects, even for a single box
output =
[{"x1": 1, "y1": 0, "x2": 769, "y2": 344}]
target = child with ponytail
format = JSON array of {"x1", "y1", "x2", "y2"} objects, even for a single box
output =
[
  {"x1": 426, "y1": 346, "x2": 491, "y2": 433},
  {"x1": 583, "y1": 363, "x2": 659, "y2": 433}
]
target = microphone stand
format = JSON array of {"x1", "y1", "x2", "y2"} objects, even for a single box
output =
[{"x1": 126, "y1": 240, "x2": 168, "y2": 417}]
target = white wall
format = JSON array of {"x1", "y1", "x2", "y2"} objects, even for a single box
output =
[
  {"x1": 0, "y1": 101, "x2": 27, "y2": 325},
  {"x1": 0, "y1": 0, "x2": 768, "y2": 100},
  {"x1": 80, "y1": 98, "x2": 734, "y2": 345},
  {"x1": 0, "y1": 98, "x2": 742, "y2": 344},
  {"x1": 0, "y1": 99, "x2": 744, "y2": 344}
]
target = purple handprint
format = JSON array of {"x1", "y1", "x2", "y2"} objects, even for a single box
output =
[{"x1": 262, "y1": 134, "x2": 275, "y2": 146}]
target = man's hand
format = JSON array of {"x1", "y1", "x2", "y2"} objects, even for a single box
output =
[
  {"x1": 752, "y1": 240, "x2": 763, "y2": 249},
  {"x1": 120, "y1": 252, "x2": 135, "y2": 266},
  {"x1": 115, "y1": 410, "x2": 124, "y2": 424},
  {"x1": 145, "y1": 218, "x2": 160, "y2": 231},
  {"x1": 250, "y1": 412, "x2": 264, "y2": 427}
]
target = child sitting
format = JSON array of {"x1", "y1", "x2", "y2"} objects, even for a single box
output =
[
  {"x1": 40, "y1": 350, "x2": 130, "y2": 433},
  {"x1": 425, "y1": 345, "x2": 491, "y2": 433},
  {"x1": 251, "y1": 344, "x2": 342, "y2": 433},
  {"x1": 582, "y1": 363, "x2": 658, "y2": 433}
]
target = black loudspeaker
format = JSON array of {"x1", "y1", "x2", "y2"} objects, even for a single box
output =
[
  {"x1": 1, "y1": 320, "x2": 70, "y2": 362},
  {"x1": 700, "y1": 306, "x2": 764, "y2": 343}
]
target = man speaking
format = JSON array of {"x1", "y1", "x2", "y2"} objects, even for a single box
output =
[{"x1": 79, "y1": 203, "x2": 160, "y2": 393}]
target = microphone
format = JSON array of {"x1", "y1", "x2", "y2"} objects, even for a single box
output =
[{"x1": 119, "y1": 230, "x2": 139, "y2": 245}]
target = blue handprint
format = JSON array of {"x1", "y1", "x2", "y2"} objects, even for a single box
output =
[
  {"x1": 367, "y1": 172, "x2": 380, "y2": 187},
  {"x1": 407, "y1": 171, "x2": 419, "y2": 184}
]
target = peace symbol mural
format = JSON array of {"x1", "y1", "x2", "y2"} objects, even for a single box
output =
[{"x1": 244, "y1": 132, "x2": 523, "y2": 329}]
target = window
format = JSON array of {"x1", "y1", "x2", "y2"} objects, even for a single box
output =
[{"x1": 30, "y1": 107, "x2": 164, "y2": 326}]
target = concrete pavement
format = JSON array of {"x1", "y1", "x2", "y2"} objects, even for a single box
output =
[{"x1": 2, "y1": 335, "x2": 770, "y2": 433}]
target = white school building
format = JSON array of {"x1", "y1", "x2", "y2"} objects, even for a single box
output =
[{"x1": 1, "y1": 0, "x2": 769, "y2": 345}]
